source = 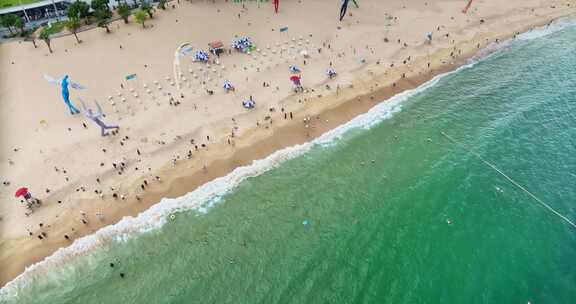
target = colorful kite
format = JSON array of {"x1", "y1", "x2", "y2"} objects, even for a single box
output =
[
  {"x1": 340, "y1": 0, "x2": 359, "y2": 21},
  {"x1": 79, "y1": 98, "x2": 119, "y2": 136},
  {"x1": 44, "y1": 74, "x2": 86, "y2": 115}
]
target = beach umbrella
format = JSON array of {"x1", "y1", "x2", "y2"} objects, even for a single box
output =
[
  {"x1": 326, "y1": 67, "x2": 337, "y2": 78},
  {"x1": 223, "y1": 80, "x2": 235, "y2": 91},
  {"x1": 290, "y1": 75, "x2": 301, "y2": 86},
  {"x1": 274, "y1": 0, "x2": 279, "y2": 13},
  {"x1": 15, "y1": 187, "x2": 29, "y2": 198}
]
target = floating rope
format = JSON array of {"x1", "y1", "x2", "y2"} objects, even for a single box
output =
[{"x1": 441, "y1": 131, "x2": 576, "y2": 229}]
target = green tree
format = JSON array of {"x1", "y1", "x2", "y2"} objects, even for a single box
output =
[
  {"x1": 14, "y1": 16, "x2": 25, "y2": 34},
  {"x1": 158, "y1": 0, "x2": 166, "y2": 10},
  {"x1": 117, "y1": 3, "x2": 131, "y2": 24},
  {"x1": 65, "y1": 17, "x2": 82, "y2": 43},
  {"x1": 140, "y1": 1, "x2": 154, "y2": 18},
  {"x1": 39, "y1": 27, "x2": 53, "y2": 53},
  {"x1": 90, "y1": 0, "x2": 110, "y2": 12},
  {"x1": 23, "y1": 30, "x2": 37, "y2": 48},
  {"x1": 0, "y1": 14, "x2": 17, "y2": 35},
  {"x1": 66, "y1": 1, "x2": 90, "y2": 22},
  {"x1": 133, "y1": 9, "x2": 147, "y2": 28},
  {"x1": 94, "y1": 8, "x2": 112, "y2": 33}
]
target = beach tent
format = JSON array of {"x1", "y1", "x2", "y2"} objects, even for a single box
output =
[
  {"x1": 223, "y1": 80, "x2": 235, "y2": 92},
  {"x1": 231, "y1": 37, "x2": 254, "y2": 53},
  {"x1": 243, "y1": 99, "x2": 255, "y2": 109},
  {"x1": 194, "y1": 50, "x2": 210, "y2": 62},
  {"x1": 326, "y1": 67, "x2": 337, "y2": 79},
  {"x1": 208, "y1": 41, "x2": 224, "y2": 56}
]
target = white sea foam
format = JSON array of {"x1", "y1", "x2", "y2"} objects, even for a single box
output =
[
  {"x1": 1, "y1": 15, "x2": 575, "y2": 300},
  {"x1": 470, "y1": 16, "x2": 576, "y2": 61}
]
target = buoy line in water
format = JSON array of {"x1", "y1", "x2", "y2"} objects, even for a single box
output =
[{"x1": 440, "y1": 131, "x2": 576, "y2": 230}]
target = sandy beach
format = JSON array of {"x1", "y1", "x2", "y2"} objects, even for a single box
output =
[{"x1": 1, "y1": 0, "x2": 574, "y2": 287}]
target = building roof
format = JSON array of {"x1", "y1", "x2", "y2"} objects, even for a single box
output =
[{"x1": 0, "y1": 0, "x2": 71, "y2": 15}]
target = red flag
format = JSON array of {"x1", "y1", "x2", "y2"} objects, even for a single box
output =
[{"x1": 274, "y1": 0, "x2": 279, "y2": 13}]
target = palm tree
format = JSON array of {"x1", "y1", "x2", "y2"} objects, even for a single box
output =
[
  {"x1": 117, "y1": 4, "x2": 131, "y2": 24},
  {"x1": 94, "y1": 8, "x2": 112, "y2": 33},
  {"x1": 0, "y1": 14, "x2": 17, "y2": 35},
  {"x1": 134, "y1": 10, "x2": 148, "y2": 28},
  {"x1": 65, "y1": 18, "x2": 82, "y2": 43},
  {"x1": 39, "y1": 27, "x2": 53, "y2": 53},
  {"x1": 23, "y1": 30, "x2": 37, "y2": 48},
  {"x1": 66, "y1": 1, "x2": 90, "y2": 25},
  {"x1": 140, "y1": 1, "x2": 154, "y2": 18},
  {"x1": 14, "y1": 16, "x2": 25, "y2": 35}
]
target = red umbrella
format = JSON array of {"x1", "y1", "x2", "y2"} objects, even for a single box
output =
[
  {"x1": 15, "y1": 187, "x2": 29, "y2": 198},
  {"x1": 274, "y1": 0, "x2": 279, "y2": 13},
  {"x1": 290, "y1": 75, "x2": 300, "y2": 82}
]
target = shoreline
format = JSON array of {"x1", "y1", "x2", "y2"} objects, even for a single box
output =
[{"x1": 1, "y1": 1, "x2": 575, "y2": 290}]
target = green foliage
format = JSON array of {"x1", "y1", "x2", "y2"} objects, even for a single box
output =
[
  {"x1": 65, "y1": 18, "x2": 80, "y2": 32},
  {"x1": 65, "y1": 17, "x2": 81, "y2": 42},
  {"x1": 0, "y1": 14, "x2": 18, "y2": 34},
  {"x1": 38, "y1": 26, "x2": 50, "y2": 40},
  {"x1": 94, "y1": 8, "x2": 112, "y2": 33},
  {"x1": 158, "y1": 0, "x2": 166, "y2": 10},
  {"x1": 13, "y1": 15, "x2": 24, "y2": 32},
  {"x1": 140, "y1": 1, "x2": 153, "y2": 18},
  {"x1": 39, "y1": 26, "x2": 52, "y2": 52},
  {"x1": 42, "y1": 21, "x2": 65, "y2": 35},
  {"x1": 0, "y1": 0, "x2": 38, "y2": 9},
  {"x1": 90, "y1": 0, "x2": 109, "y2": 12},
  {"x1": 66, "y1": 0, "x2": 90, "y2": 19},
  {"x1": 117, "y1": 3, "x2": 131, "y2": 23},
  {"x1": 133, "y1": 9, "x2": 147, "y2": 28}
]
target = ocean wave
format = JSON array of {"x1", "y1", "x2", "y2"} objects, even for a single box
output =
[
  {"x1": 470, "y1": 16, "x2": 576, "y2": 61},
  {"x1": 1, "y1": 16, "x2": 575, "y2": 300}
]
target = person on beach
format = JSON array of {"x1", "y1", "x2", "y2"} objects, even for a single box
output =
[{"x1": 79, "y1": 99, "x2": 120, "y2": 136}]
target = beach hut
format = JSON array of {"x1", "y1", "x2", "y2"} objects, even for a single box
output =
[{"x1": 208, "y1": 41, "x2": 225, "y2": 56}]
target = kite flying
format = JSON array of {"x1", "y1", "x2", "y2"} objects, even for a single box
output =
[
  {"x1": 339, "y1": 0, "x2": 359, "y2": 21},
  {"x1": 462, "y1": 0, "x2": 474, "y2": 13},
  {"x1": 44, "y1": 74, "x2": 86, "y2": 115},
  {"x1": 79, "y1": 98, "x2": 120, "y2": 136}
]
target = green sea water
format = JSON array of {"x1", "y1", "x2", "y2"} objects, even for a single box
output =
[{"x1": 2, "y1": 19, "x2": 576, "y2": 304}]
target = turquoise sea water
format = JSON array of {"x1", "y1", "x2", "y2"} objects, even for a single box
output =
[{"x1": 2, "y1": 20, "x2": 576, "y2": 304}]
